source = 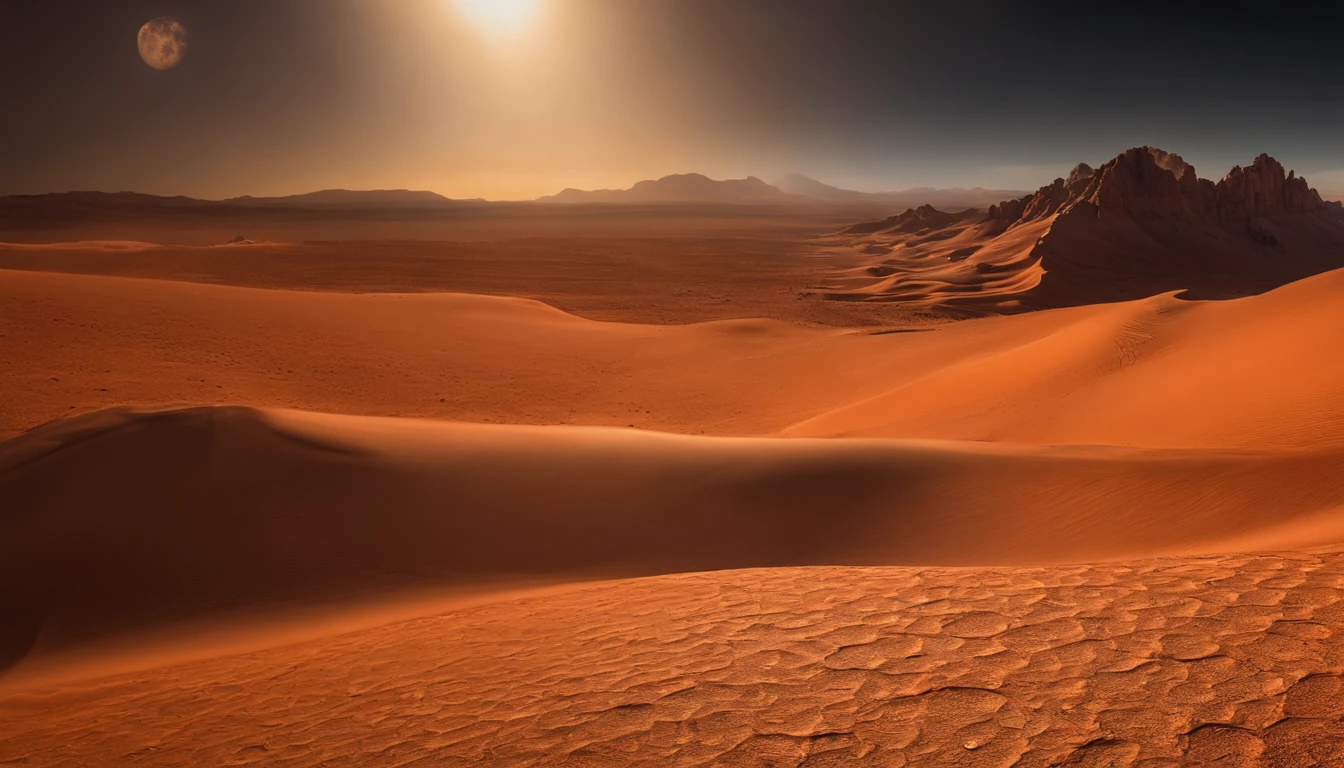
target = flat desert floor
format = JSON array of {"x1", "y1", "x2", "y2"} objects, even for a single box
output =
[{"x1": 4, "y1": 215, "x2": 1344, "y2": 766}]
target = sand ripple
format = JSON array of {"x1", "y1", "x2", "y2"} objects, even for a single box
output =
[{"x1": 7, "y1": 553, "x2": 1344, "y2": 765}]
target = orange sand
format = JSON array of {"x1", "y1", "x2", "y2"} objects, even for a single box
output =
[
  {"x1": 4, "y1": 265, "x2": 1343, "y2": 448},
  {"x1": 7, "y1": 556, "x2": 1344, "y2": 765},
  {"x1": 4, "y1": 228, "x2": 1344, "y2": 765}
]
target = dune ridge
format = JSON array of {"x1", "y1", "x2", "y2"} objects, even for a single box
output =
[
  {"x1": 5, "y1": 265, "x2": 1344, "y2": 449},
  {"x1": 5, "y1": 403, "x2": 1344, "y2": 676},
  {"x1": 787, "y1": 266, "x2": 1344, "y2": 446}
]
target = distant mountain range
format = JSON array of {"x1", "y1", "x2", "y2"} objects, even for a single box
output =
[
  {"x1": 537, "y1": 173, "x2": 1026, "y2": 209},
  {"x1": 536, "y1": 174, "x2": 803, "y2": 204},
  {"x1": 220, "y1": 189, "x2": 475, "y2": 208},
  {"x1": 772, "y1": 174, "x2": 1025, "y2": 210},
  {"x1": 0, "y1": 177, "x2": 1031, "y2": 229},
  {"x1": 2, "y1": 189, "x2": 479, "y2": 210}
]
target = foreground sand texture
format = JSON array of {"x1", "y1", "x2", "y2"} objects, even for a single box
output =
[
  {"x1": 8, "y1": 557, "x2": 1344, "y2": 766},
  {"x1": 5, "y1": 190, "x2": 1344, "y2": 765}
]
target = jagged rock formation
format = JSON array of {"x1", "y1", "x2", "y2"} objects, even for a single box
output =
[
  {"x1": 1218, "y1": 155, "x2": 1327, "y2": 220},
  {"x1": 993, "y1": 147, "x2": 1327, "y2": 229},
  {"x1": 844, "y1": 204, "x2": 974, "y2": 235},
  {"x1": 988, "y1": 163, "x2": 1094, "y2": 223},
  {"x1": 830, "y1": 147, "x2": 1344, "y2": 313}
]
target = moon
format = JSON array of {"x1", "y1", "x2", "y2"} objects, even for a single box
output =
[{"x1": 138, "y1": 17, "x2": 187, "y2": 70}]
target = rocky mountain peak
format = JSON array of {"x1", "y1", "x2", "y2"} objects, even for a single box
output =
[
  {"x1": 1066, "y1": 163, "x2": 1095, "y2": 186},
  {"x1": 992, "y1": 147, "x2": 1325, "y2": 227},
  {"x1": 1216, "y1": 154, "x2": 1326, "y2": 220}
]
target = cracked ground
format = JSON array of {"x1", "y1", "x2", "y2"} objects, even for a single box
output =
[{"x1": 7, "y1": 551, "x2": 1344, "y2": 766}]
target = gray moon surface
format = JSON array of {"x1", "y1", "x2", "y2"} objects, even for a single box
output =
[{"x1": 138, "y1": 17, "x2": 187, "y2": 71}]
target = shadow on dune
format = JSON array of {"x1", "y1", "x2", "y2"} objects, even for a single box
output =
[{"x1": 4, "y1": 405, "x2": 1344, "y2": 673}]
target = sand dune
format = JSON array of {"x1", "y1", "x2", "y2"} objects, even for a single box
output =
[
  {"x1": 6, "y1": 243, "x2": 1344, "y2": 764},
  {"x1": 5, "y1": 404, "x2": 1344, "y2": 675},
  {"x1": 5, "y1": 265, "x2": 1344, "y2": 449},
  {"x1": 0, "y1": 266, "x2": 908, "y2": 442},
  {"x1": 788, "y1": 267, "x2": 1344, "y2": 447}
]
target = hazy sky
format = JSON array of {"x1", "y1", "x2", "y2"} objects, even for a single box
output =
[{"x1": 5, "y1": 0, "x2": 1344, "y2": 199}]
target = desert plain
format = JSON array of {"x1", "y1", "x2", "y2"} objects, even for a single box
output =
[{"x1": 5, "y1": 149, "x2": 1344, "y2": 766}]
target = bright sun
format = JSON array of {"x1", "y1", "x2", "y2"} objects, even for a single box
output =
[{"x1": 454, "y1": 0, "x2": 543, "y2": 36}]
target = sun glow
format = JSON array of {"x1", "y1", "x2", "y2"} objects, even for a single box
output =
[{"x1": 454, "y1": 0, "x2": 544, "y2": 36}]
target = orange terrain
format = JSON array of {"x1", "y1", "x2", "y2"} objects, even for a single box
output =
[{"x1": 6, "y1": 159, "x2": 1344, "y2": 766}]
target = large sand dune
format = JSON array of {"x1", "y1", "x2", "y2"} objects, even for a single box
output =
[
  {"x1": 788, "y1": 268, "x2": 1344, "y2": 447},
  {"x1": 6, "y1": 403, "x2": 1344, "y2": 675},
  {"x1": 4, "y1": 264, "x2": 1344, "y2": 448}
]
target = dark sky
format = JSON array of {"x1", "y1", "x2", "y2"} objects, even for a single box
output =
[{"x1": 4, "y1": 0, "x2": 1344, "y2": 199}]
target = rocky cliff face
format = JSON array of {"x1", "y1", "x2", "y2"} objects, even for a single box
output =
[
  {"x1": 836, "y1": 147, "x2": 1344, "y2": 314},
  {"x1": 989, "y1": 163, "x2": 1094, "y2": 223},
  {"x1": 1216, "y1": 155, "x2": 1327, "y2": 220},
  {"x1": 990, "y1": 147, "x2": 1326, "y2": 229},
  {"x1": 1077, "y1": 147, "x2": 1216, "y2": 220}
]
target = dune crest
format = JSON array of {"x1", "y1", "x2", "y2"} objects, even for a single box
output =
[
  {"x1": 5, "y1": 403, "x2": 1344, "y2": 675},
  {"x1": 6, "y1": 265, "x2": 1344, "y2": 449}
]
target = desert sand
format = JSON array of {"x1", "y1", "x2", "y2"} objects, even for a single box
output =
[
  {"x1": 7, "y1": 556, "x2": 1344, "y2": 766},
  {"x1": 5, "y1": 163, "x2": 1344, "y2": 765},
  {"x1": 4, "y1": 262, "x2": 1343, "y2": 448}
]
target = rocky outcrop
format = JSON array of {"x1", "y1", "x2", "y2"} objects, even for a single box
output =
[
  {"x1": 986, "y1": 197, "x2": 1027, "y2": 223},
  {"x1": 1075, "y1": 147, "x2": 1216, "y2": 220},
  {"x1": 989, "y1": 163, "x2": 1096, "y2": 224},
  {"x1": 988, "y1": 147, "x2": 1327, "y2": 231},
  {"x1": 1327, "y1": 200, "x2": 1344, "y2": 222},
  {"x1": 1216, "y1": 155, "x2": 1327, "y2": 221},
  {"x1": 836, "y1": 146, "x2": 1344, "y2": 314},
  {"x1": 844, "y1": 204, "x2": 968, "y2": 235},
  {"x1": 1067, "y1": 163, "x2": 1095, "y2": 186}
]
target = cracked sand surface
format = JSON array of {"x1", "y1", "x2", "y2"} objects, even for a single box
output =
[{"x1": 8, "y1": 553, "x2": 1344, "y2": 766}]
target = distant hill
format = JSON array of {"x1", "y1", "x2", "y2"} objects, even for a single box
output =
[
  {"x1": 2, "y1": 191, "x2": 210, "y2": 208},
  {"x1": 773, "y1": 174, "x2": 1027, "y2": 210},
  {"x1": 221, "y1": 189, "x2": 471, "y2": 208},
  {"x1": 1, "y1": 178, "x2": 1031, "y2": 235},
  {"x1": 0, "y1": 189, "x2": 487, "y2": 231},
  {"x1": 842, "y1": 204, "x2": 981, "y2": 235},
  {"x1": 539, "y1": 172, "x2": 1025, "y2": 209},
  {"x1": 769, "y1": 174, "x2": 868, "y2": 201},
  {"x1": 2, "y1": 189, "x2": 469, "y2": 210},
  {"x1": 537, "y1": 174, "x2": 806, "y2": 204}
]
